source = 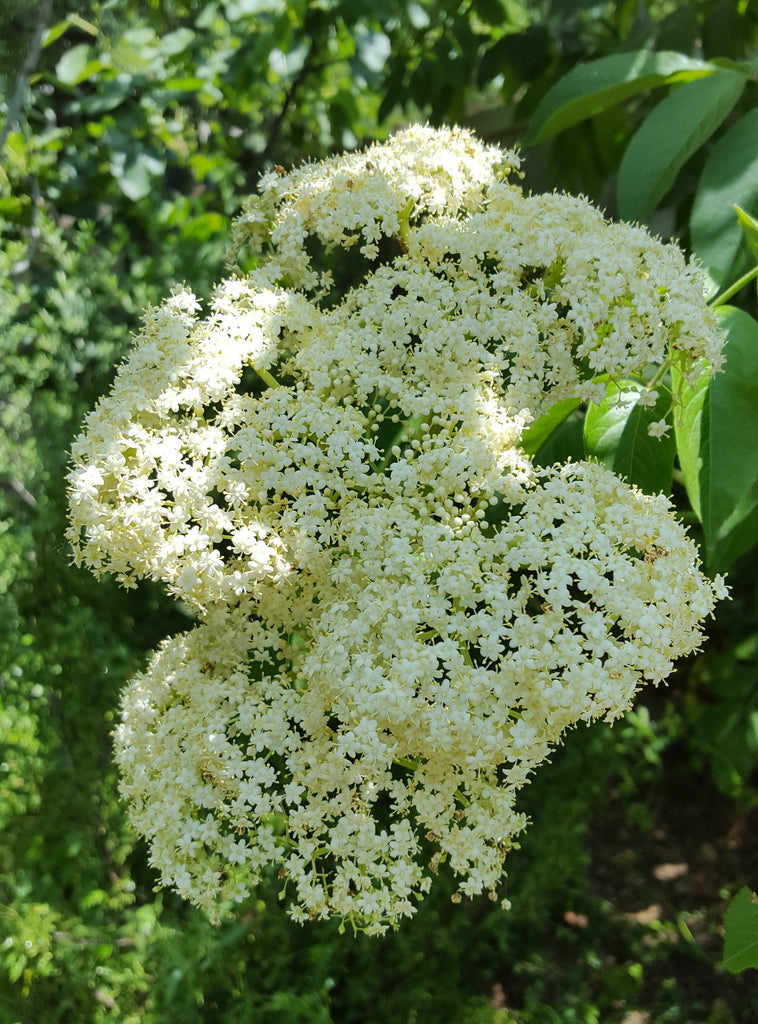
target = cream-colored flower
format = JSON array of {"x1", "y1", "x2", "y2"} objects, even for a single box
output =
[
  {"x1": 70, "y1": 125, "x2": 726, "y2": 933},
  {"x1": 648, "y1": 418, "x2": 671, "y2": 438}
]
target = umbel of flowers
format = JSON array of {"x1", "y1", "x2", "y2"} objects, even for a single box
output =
[{"x1": 67, "y1": 126, "x2": 726, "y2": 934}]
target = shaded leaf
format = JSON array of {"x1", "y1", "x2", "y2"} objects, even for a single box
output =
[
  {"x1": 533, "y1": 409, "x2": 585, "y2": 467},
  {"x1": 521, "y1": 397, "x2": 581, "y2": 457},
  {"x1": 657, "y1": 5, "x2": 699, "y2": 55},
  {"x1": 477, "y1": 26, "x2": 550, "y2": 89},
  {"x1": 736, "y1": 205, "x2": 758, "y2": 264},
  {"x1": 723, "y1": 887, "x2": 758, "y2": 973},
  {"x1": 74, "y1": 76, "x2": 132, "y2": 115},
  {"x1": 690, "y1": 109, "x2": 758, "y2": 295},
  {"x1": 472, "y1": 0, "x2": 507, "y2": 21}
]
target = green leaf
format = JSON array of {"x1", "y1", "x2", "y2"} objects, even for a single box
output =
[
  {"x1": 526, "y1": 50, "x2": 712, "y2": 145},
  {"x1": 0, "y1": 196, "x2": 28, "y2": 220},
  {"x1": 472, "y1": 0, "x2": 507, "y2": 22},
  {"x1": 477, "y1": 26, "x2": 550, "y2": 89},
  {"x1": 520, "y1": 397, "x2": 581, "y2": 457},
  {"x1": 532, "y1": 410, "x2": 585, "y2": 467},
  {"x1": 164, "y1": 76, "x2": 208, "y2": 92},
  {"x1": 673, "y1": 364, "x2": 708, "y2": 523},
  {"x1": 657, "y1": 5, "x2": 699, "y2": 55},
  {"x1": 723, "y1": 887, "x2": 758, "y2": 973},
  {"x1": 112, "y1": 28, "x2": 162, "y2": 73},
  {"x1": 121, "y1": 27, "x2": 156, "y2": 46},
  {"x1": 674, "y1": 306, "x2": 758, "y2": 571},
  {"x1": 617, "y1": 70, "x2": 746, "y2": 223},
  {"x1": 74, "y1": 75, "x2": 132, "y2": 115},
  {"x1": 44, "y1": 17, "x2": 76, "y2": 48},
  {"x1": 226, "y1": 0, "x2": 286, "y2": 15},
  {"x1": 160, "y1": 27, "x2": 196, "y2": 57},
  {"x1": 690, "y1": 110, "x2": 758, "y2": 295},
  {"x1": 583, "y1": 381, "x2": 675, "y2": 495},
  {"x1": 43, "y1": 14, "x2": 97, "y2": 47},
  {"x1": 736, "y1": 205, "x2": 758, "y2": 264},
  {"x1": 182, "y1": 212, "x2": 227, "y2": 242},
  {"x1": 56, "y1": 44, "x2": 108, "y2": 85},
  {"x1": 110, "y1": 150, "x2": 166, "y2": 202}
]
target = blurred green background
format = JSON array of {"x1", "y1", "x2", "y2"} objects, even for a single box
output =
[{"x1": 2, "y1": 1, "x2": 758, "y2": 1020}]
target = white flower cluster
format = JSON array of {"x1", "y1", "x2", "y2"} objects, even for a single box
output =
[{"x1": 67, "y1": 125, "x2": 726, "y2": 933}]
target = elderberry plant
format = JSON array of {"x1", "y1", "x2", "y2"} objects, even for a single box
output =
[{"x1": 67, "y1": 126, "x2": 727, "y2": 934}]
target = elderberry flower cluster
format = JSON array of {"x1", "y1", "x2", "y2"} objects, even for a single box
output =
[{"x1": 67, "y1": 125, "x2": 727, "y2": 934}]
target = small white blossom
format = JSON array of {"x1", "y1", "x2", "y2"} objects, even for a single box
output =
[{"x1": 648, "y1": 418, "x2": 671, "y2": 438}]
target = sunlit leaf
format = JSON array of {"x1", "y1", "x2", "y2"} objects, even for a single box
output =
[
  {"x1": 56, "y1": 44, "x2": 109, "y2": 86},
  {"x1": 617, "y1": 71, "x2": 746, "y2": 223},
  {"x1": 527, "y1": 50, "x2": 712, "y2": 145}
]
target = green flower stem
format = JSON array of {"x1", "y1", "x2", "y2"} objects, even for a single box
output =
[
  {"x1": 397, "y1": 198, "x2": 414, "y2": 247},
  {"x1": 255, "y1": 367, "x2": 280, "y2": 389},
  {"x1": 459, "y1": 641, "x2": 474, "y2": 669},
  {"x1": 710, "y1": 265, "x2": 758, "y2": 308},
  {"x1": 372, "y1": 414, "x2": 424, "y2": 474}
]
